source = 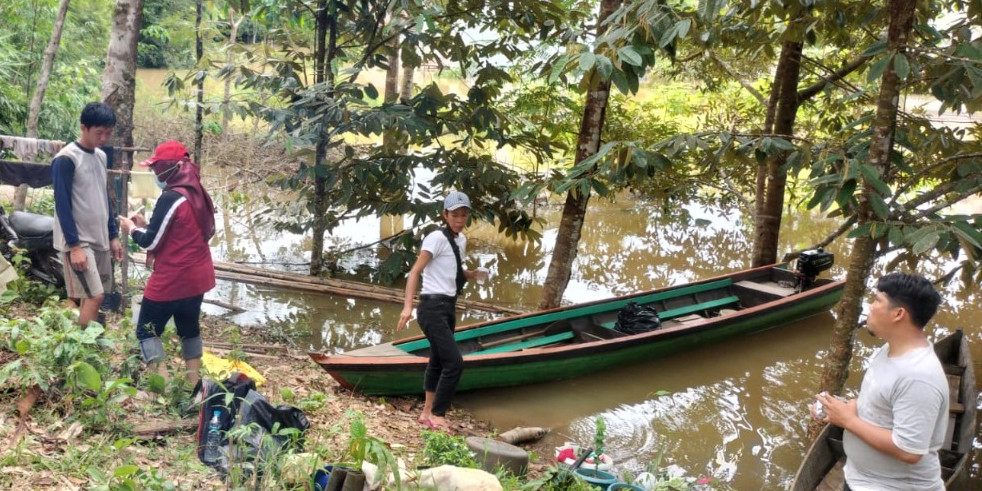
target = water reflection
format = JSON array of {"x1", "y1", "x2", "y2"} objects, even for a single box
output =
[{"x1": 198, "y1": 180, "x2": 980, "y2": 488}]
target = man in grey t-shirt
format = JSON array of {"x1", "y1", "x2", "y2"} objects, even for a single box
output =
[{"x1": 815, "y1": 273, "x2": 948, "y2": 491}]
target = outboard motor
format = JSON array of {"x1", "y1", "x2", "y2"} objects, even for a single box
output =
[{"x1": 795, "y1": 248, "x2": 834, "y2": 291}]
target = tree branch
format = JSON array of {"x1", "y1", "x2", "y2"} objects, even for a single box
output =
[
  {"x1": 709, "y1": 52, "x2": 765, "y2": 105},
  {"x1": 797, "y1": 54, "x2": 871, "y2": 102},
  {"x1": 894, "y1": 152, "x2": 982, "y2": 196}
]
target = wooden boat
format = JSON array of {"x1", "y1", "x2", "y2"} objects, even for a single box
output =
[
  {"x1": 790, "y1": 329, "x2": 977, "y2": 490},
  {"x1": 310, "y1": 258, "x2": 844, "y2": 396}
]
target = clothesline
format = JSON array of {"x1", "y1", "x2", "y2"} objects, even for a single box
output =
[
  {"x1": 0, "y1": 135, "x2": 151, "y2": 188},
  {"x1": 0, "y1": 134, "x2": 150, "y2": 166}
]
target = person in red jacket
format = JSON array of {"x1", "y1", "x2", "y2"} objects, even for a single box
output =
[{"x1": 118, "y1": 140, "x2": 216, "y2": 386}]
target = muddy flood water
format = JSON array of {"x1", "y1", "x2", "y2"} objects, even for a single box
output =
[{"x1": 196, "y1": 187, "x2": 982, "y2": 489}]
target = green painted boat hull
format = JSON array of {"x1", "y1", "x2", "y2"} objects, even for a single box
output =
[{"x1": 310, "y1": 264, "x2": 844, "y2": 396}]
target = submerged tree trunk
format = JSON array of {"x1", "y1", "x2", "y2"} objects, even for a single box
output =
[
  {"x1": 751, "y1": 40, "x2": 802, "y2": 267},
  {"x1": 538, "y1": 0, "x2": 620, "y2": 310},
  {"x1": 13, "y1": 0, "x2": 71, "y2": 211},
  {"x1": 811, "y1": 0, "x2": 917, "y2": 438}
]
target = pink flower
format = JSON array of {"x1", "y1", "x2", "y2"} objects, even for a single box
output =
[{"x1": 696, "y1": 477, "x2": 714, "y2": 485}]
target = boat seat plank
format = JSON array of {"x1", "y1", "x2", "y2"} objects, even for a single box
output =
[
  {"x1": 599, "y1": 296, "x2": 740, "y2": 329},
  {"x1": 468, "y1": 331, "x2": 575, "y2": 356},
  {"x1": 734, "y1": 280, "x2": 795, "y2": 297},
  {"x1": 658, "y1": 295, "x2": 740, "y2": 320},
  {"x1": 398, "y1": 278, "x2": 734, "y2": 353},
  {"x1": 476, "y1": 328, "x2": 548, "y2": 350}
]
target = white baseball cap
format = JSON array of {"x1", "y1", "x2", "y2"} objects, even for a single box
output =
[{"x1": 444, "y1": 191, "x2": 472, "y2": 211}]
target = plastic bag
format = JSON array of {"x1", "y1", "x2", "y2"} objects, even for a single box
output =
[
  {"x1": 231, "y1": 389, "x2": 310, "y2": 469},
  {"x1": 613, "y1": 302, "x2": 661, "y2": 335}
]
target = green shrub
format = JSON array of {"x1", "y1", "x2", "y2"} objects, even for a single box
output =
[
  {"x1": 422, "y1": 430, "x2": 479, "y2": 469},
  {"x1": 0, "y1": 306, "x2": 135, "y2": 430}
]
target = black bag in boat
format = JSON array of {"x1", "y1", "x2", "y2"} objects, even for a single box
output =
[{"x1": 613, "y1": 302, "x2": 661, "y2": 334}]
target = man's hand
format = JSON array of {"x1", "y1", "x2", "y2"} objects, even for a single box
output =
[
  {"x1": 117, "y1": 216, "x2": 134, "y2": 235},
  {"x1": 69, "y1": 246, "x2": 87, "y2": 271},
  {"x1": 110, "y1": 238, "x2": 123, "y2": 262},
  {"x1": 397, "y1": 307, "x2": 413, "y2": 331},
  {"x1": 816, "y1": 392, "x2": 856, "y2": 427}
]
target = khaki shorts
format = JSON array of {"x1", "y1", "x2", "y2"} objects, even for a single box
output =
[{"x1": 62, "y1": 246, "x2": 111, "y2": 299}]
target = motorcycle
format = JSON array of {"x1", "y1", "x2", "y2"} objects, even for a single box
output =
[{"x1": 0, "y1": 205, "x2": 65, "y2": 288}]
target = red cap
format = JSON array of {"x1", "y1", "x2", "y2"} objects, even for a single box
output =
[{"x1": 139, "y1": 140, "x2": 189, "y2": 167}]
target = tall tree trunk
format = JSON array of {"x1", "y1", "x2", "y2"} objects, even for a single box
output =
[
  {"x1": 751, "y1": 40, "x2": 803, "y2": 267},
  {"x1": 194, "y1": 0, "x2": 204, "y2": 163},
  {"x1": 222, "y1": 10, "x2": 244, "y2": 133},
  {"x1": 309, "y1": 0, "x2": 331, "y2": 275},
  {"x1": 400, "y1": 58, "x2": 413, "y2": 104},
  {"x1": 538, "y1": 0, "x2": 620, "y2": 310},
  {"x1": 382, "y1": 31, "x2": 401, "y2": 152},
  {"x1": 13, "y1": 0, "x2": 71, "y2": 212},
  {"x1": 101, "y1": 0, "x2": 144, "y2": 164},
  {"x1": 810, "y1": 0, "x2": 917, "y2": 438}
]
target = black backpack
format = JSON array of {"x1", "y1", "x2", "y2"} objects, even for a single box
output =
[{"x1": 194, "y1": 372, "x2": 256, "y2": 466}]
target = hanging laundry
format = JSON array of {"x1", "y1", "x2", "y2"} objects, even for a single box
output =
[
  {"x1": 0, "y1": 135, "x2": 66, "y2": 161},
  {"x1": 0, "y1": 160, "x2": 53, "y2": 188}
]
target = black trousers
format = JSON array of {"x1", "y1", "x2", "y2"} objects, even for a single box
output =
[{"x1": 417, "y1": 295, "x2": 462, "y2": 416}]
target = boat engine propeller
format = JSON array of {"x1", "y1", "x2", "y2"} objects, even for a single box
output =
[{"x1": 795, "y1": 248, "x2": 834, "y2": 291}]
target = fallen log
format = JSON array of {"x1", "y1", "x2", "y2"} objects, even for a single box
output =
[
  {"x1": 498, "y1": 426, "x2": 550, "y2": 445},
  {"x1": 203, "y1": 341, "x2": 288, "y2": 353},
  {"x1": 132, "y1": 418, "x2": 198, "y2": 440},
  {"x1": 128, "y1": 253, "x2": 524, "y2": 315}
]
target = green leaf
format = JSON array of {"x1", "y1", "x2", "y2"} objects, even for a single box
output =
[
  {"x1": 74, "y1": 361, "x2": 102, "y2": 392},
  {"x1": 676, "y1": 19, "x2": 692, "y2": 39},
  {"x1": 952, "y1": 221, "x2": 982, "y2": 249},
  {"x1": 867, "y1": 54, "x2": 893, "y2": 83},
  {"x1": 848, "y1": 223, "x2": 871, "y2": 238},
  {"x1": 618, "y1": 46, "x2": 642, "y2": 66},
  {"x1": 14, "y1": 338, "x2": 32, "y2": 355},
  {"x1": 579, "y1": 52, "x2": 596, "y2": 72},
  {"x1": 0, "y1": 289, "x2": 17, "y2": 304},
  {"x1": 888, "y1": 225, "x2": 903, "y2": 247},
  {"x1": 548, "y1": 55, "x2": 569, "y2": 84},
  {"x1": 912, "y1": 231, "x2": 940, "y2": 254},
  {"x1": 868, "y1": 193, "x2": 889, "y2": 220},
  {"x1": 113, "y1": 465, "x2": 140, "y2": 478},
  {"x1": 610, "y1": 70, "x2": 630, "y2": 95},
  {"x1": 595, "y1": 55, "x2": 613, "y2": 79},
  {"x1": 861, "y1": 39, "x2": 888, "y2": 57},
  {"x1": 893, "y1": 54, "x2": 910, "y2": 80},
  {"x1": 858, "y1": 165, "x2": 892, "y2": 195}
]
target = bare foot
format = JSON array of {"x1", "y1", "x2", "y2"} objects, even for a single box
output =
[{"x1": 429, "y1": 415, "x2": 452, "y2": 433}]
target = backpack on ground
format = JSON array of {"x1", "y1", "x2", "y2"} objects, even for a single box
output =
[{"x1": 194, "y1": 372, "x2": 256, "y2": 468}]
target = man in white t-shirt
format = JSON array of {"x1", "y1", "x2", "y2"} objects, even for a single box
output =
[
  {"x1": 816, "y1": 273, "x2": 948, "y2": 491},
  {"x1": 396, "y1": 191, "x2": 488, "y2": 433}
]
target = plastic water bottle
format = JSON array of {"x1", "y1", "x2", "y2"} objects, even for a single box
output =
[{"x1": 203, "y1": 409, "x2": 222, "y2": 465}]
